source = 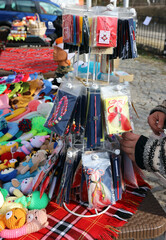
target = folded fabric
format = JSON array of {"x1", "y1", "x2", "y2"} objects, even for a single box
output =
[{"x1": 0, "y1": 84, "x2": 7, "y2": 94}]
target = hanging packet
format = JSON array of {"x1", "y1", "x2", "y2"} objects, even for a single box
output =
[
  {"x1": 101, "y1": 82, "x2": 134, "y2": 135},
  {"x1": 44, "y1": 80, "x2": 83, "y2": 136},
  {"x1": 82, "y1": 151, "x2": 116, "y2": 209}
]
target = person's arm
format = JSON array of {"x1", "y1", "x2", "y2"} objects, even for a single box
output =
[
  {"x1": 148, "y1": 100, "x2": 166, "y2": 135},
  {"x1": 140, "y1": 136, "x2": 166, "y2": 177},
  {"x1": 150, "y1": 100, "x2": 166, "y2": 115}
]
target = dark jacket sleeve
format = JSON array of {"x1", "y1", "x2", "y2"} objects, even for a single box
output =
[{"x1": 135, "y1": 135, "x2": 148, "y2": 169}]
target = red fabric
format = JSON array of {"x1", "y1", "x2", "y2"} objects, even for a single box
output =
[
  {"x1": 4, "y1": 177, "x2": 150, "y2": 240},
  {"x1": 0, "y1": 48, "x2": 58, "y2": 74}
]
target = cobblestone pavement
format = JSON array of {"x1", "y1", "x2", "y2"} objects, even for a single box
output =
[{"x1": 118, "y1": 55, "x2": 166, "y2": 213}]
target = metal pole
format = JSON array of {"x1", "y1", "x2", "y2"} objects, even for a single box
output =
[
  {"x1": 86, "y1": 0, "x2": 91, "y2": 9},
  {"x1": 123, "y1": 0, "x2": 129, "y2": 7}
]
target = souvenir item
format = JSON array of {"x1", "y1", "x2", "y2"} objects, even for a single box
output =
[
  {"x1": 63, "y1": 14, "x2": 74, "y2": 43},
  {"x1": 0, "y1": 209, "x2": 48, "y2": 239},
  {"x1": 104, "y1": 95, "x2": 132, "y2": 134},
  {"x1": 0, "y1": 208, "x2": 26, "y2": 231},
  {"x1": 15, "y1": 191, "x2": 49, "y2": 210},
  {"x1": 86, "y1": 87, "x2": 102, "y2": 149},
  {"x1": 93, "y1": 16, "x2": 118, "y2": 48},
  {"x1": 45, "y1": 81, "x2": 83, "y2": 136},
  {"x1": 82, "y1": 151, "x2": 115, "y2": 209}
]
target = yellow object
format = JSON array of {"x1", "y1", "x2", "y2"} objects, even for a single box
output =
[
  {"x1": 0, "y1": 141, "x2": 18, "y2": 155},
  {"x1": 5, "y1": 108, "x2": 26, "y2": 121},
  {"x1": 79, "y1": 16, "x2": 83, "y2": 45},
  {"x1": 4, "y1": 208, "x2": 26, "y2": 229},
  {"x1": 0, "y1": 159, "x2": 18, "y2": 170},
  {"x1": 0, "y1": 196, "x2": 24, "y2": 215}
]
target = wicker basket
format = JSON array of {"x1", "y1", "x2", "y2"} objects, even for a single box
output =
[{"x1": 28, "y1": 13, "x2": 47, "y2": 37}]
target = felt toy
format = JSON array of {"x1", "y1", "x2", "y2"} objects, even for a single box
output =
[
  {"x1": 0, "y1": 141, "x2": 18, "y2": 156},
  {"x1": 0, "y1": 168, "x2": 17, "y2": 182},
  {"x1": 15, "y1": 191, "x2": 49, "y2": 210},
  {"x1": 0, "y1": 196, "x2": 24, "y2": 215},
  {"x1": 37, "y1": 79, "x2": 53, "y2": 98},
  {"x1": 9, "y1": 100, "x2": 41, "y2": 122},
  {"x1": 17, "y1": 149, "x2": 48, "y2": 175},
  {"x1": 0, "y1": 159, "x2": 19, "y2": 170},
  {"x1": 0, "y1": 94, "x2": 11, "y2": 110},
  {"x1": 40, "y1": 139, "x2": 58, "y2": 154},
  {"x1": 0, "y1": 209, "x2": 48, "y2": 238},
  {"x1": 0, "y1": 208, "x2": 26, "y2": 231}
]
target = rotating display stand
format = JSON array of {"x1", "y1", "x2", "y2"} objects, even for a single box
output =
[{"x1": 57, "y1": 0, "x2": 138, "y2": 218}]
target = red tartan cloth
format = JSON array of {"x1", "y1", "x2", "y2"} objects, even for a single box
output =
[
  {"x1": 0, "y1": 48, "x2": 58, "y2": 74},
  {"x1": 3, "y1": 175, "x2": 150, "y2": 240}
]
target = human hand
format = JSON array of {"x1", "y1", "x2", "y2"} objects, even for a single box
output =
[
  {"x1": 120, "y1": 132, "x2": 140, "y2": 162},
  {"x1": 148, "y1": 111, "x2": 166, "y2": 135}
]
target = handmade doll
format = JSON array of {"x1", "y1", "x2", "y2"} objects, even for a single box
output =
[
  {"x1": 15, "y1": 191, "x2": 49, "y2": 210},
  {"x1": 0, "y1": 208, "x2": 27, "y2": 232},
  {"x1": 17, "y1": 149, "x2": 48, "y2": 175},
  {"x1": 52, "y1": 38, "x2": 74, "y2": 86},
  {"x1": 0, "y1": 159, "x2": 19, "y2": 170},
  {"x1": 0, "y1": 209, "x2": 48, "y2": 239}
]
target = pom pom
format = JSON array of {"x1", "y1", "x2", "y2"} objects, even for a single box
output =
[{"x1": 18, "y1": 119, "x2": 32, "y2": 132}]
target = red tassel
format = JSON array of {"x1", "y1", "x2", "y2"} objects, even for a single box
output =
[{"x1": 120, "y1": 114, "x2": 132, "y2": 131}]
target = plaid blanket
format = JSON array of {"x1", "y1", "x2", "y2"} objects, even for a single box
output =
[
  {"x1": 0, "y1": 48, "x2": 58, "y2": 74},
  {"x1": 4, "y1": 175, "x2": 150, "y2": 240}
]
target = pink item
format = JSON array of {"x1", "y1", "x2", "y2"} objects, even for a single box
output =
[
  {"x1": 0, "y1": 209, "x2": 48, "y2": 239},
  {"x1": 9, "y1": 100, "x2": 41, "y2": 122},
  {"x1": 0, "y1": 94, "x2": 10, "y2": 109}
]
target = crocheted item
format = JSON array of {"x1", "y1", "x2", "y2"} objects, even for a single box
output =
[{"x1": 18, "y1": 119, "x2": 32, "y2": 133}]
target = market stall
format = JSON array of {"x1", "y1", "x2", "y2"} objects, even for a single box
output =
[{"x1": 0, "y1": 0, "x2": 165, "y2": 239}]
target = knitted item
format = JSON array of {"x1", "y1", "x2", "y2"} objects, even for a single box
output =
[
  {"x1": 18, "y1": 119, "x2": 32, "y2": 133},
  {"x1": 2, "y1": 208, "x2": 26, "y2": 230},
  {"x1": 150, "y1": 100, "x2": 166, "y2": 115},
  {"x1": 0, "y1": 209, "x2": 48, "y2": 239}
]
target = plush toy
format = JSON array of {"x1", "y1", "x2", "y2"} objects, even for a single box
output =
[
  {"x1": 15, "y1": 191, "x2": 49, "y2": 210},
  {"x1": 0, "y1": 208, "x2": 27, "y2": 231},
  {"x1": 0, "y1": 159, "x2": 19, "y2": 171},
  {"x1": 9, "y1": 177, "x2": 34, "y2": 196},
  {"x1": 0, "y1": 168, "x2": 17, "y2": 182},
  {"x1": 0, "y1": 196, "x2": 24, "y2": 215},
  {"x1": 0, "y1": 151, "x2": 26, "y2": 163},
  {"x1": 0, "y1": 141, "x2": 18, "y2": 156},
  {"x1": 40, "y1": 138, "x2": 58, "y2": 154},
  {"x1": 19, "y1": 135, "x2": 49, "y2": 156},
  {"x1": 16, "y1": 117, "x2": 52, "y2": 142},
  {"x1": 0, "y1": 135, "x2": 49, "y2": 164},
  {"x1": 0, "y1": 209, "x2": 48, "y2": 238},
  {"x1": 17, "y1": 149, "x2": 48, "y2": 175}
]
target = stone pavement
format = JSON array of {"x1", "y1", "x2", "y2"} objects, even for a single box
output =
[{"x1": 118, "y1": 55, "x2": 166, "y2": 213}]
